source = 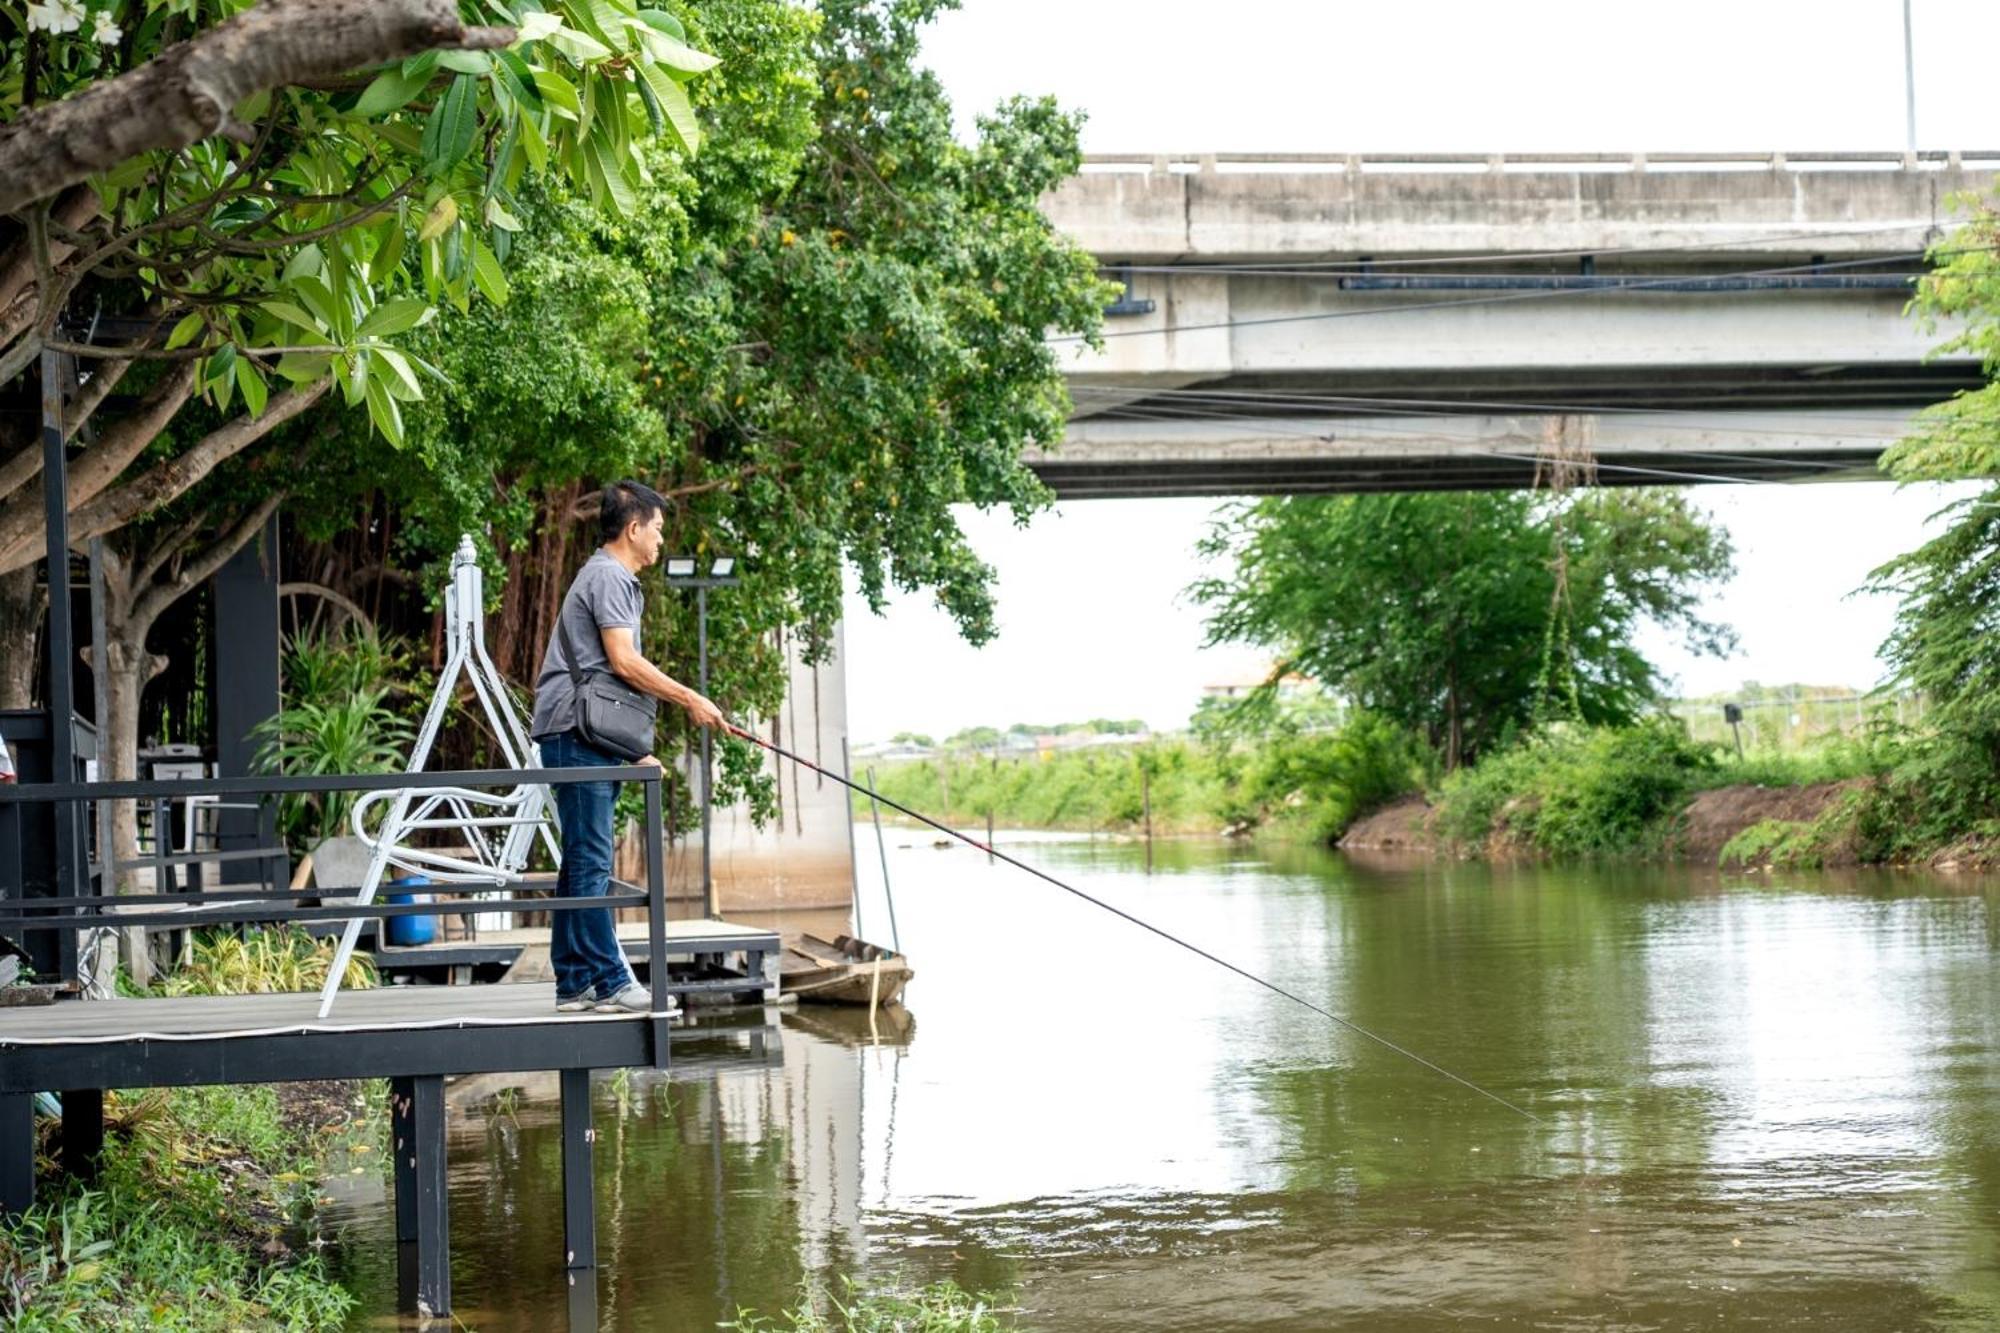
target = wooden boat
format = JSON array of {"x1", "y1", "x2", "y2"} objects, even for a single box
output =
[{"x1": 779, "y1": 934, "x2": 913, "y2": 1007}]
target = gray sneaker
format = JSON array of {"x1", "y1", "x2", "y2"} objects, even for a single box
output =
[
  {"x1": 555, "y1": 986, "x2": 598, "y2": 1013},
  {"x1": 594, "y1": 982, "x2": 677, "y2": 1014}
]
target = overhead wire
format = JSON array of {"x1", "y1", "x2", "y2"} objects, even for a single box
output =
[
  {"x1": 1069, "y1": 396, "x2": 1866, "y2": 486},
  {"x1": 1093, "y1": 219, "x2": 1950, "y2": 273},
  {"x1": 1055, "y1": 245, "x2": 2000, "y2": 342},
  {"x1": 1065, "y1": 383, "x2": 1977, "y2": 430}
]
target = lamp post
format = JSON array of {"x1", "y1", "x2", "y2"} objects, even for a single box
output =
[{"x1": 663, "y1": 556, "x2": 739, "y2": 917}]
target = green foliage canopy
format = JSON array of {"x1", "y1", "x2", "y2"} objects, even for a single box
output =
[
  {"x1": 1191, "y1": 491, "x2": 1736, "y2": 768},
  {"x1": 307, "y1": 0, "x2": 1112, "y2": 804}
]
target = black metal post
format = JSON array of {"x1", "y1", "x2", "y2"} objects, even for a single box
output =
[
  {"x1": 59, "y1": 1088, "x2": 102, "y2": 1183},
  {"x1": 0, "y1": 1093, "x2": 32, "y2": 1217},
  {"x1": 211, "y1": 516, "x2": 283, "y2": 886},
  {"x1": 560, "y1": 1067, "x2": 596, "y2": 1270},
  {"x1": 390, "y1": 1076, "x2": 417, "y2": 1243},
  {"x1": 645, "y1": 775, "x2": 670, "y2": 1068},
  {"x1": 566, "y1": 1268, "x2": 600, "y2": 1333},
  {"x1": 396, "y1": 1075, "x2": 450, "y2": 1317},
  {"x1": 697, "y1": 584, "x2": 712, "y2": 918},
  {"x1": 40, "y1": 346, "x2": 82, "y2": 984}
]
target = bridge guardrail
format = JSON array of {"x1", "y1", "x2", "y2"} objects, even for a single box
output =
[{"x1": 1081, "y1": 150, "x2": 2000, "y2": 174}]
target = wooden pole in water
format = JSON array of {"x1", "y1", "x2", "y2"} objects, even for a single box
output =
[{"x1": 865, "y1": 767, "x2": 901, "y2": 954}]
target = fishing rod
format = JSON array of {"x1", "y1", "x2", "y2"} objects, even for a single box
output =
[{"x1": 722, "y1": 723, "x2": 1546, "y2": 1126}]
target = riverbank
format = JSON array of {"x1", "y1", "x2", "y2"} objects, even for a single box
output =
[
  {"x1": 864, "y1": 719, "x2": 1992, "y2": 871},
  {"x1": 0, "y1": 1081, "x2": 369, "y2": 1330}
]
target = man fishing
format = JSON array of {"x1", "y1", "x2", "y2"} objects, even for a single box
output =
[{"x1": 529, "y1": 480, "x2": 724, "y2": 1015}]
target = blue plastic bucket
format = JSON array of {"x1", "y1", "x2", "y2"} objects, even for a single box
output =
[{"x1": 384, "y1": 875, "x2": 435, "y2": 947}]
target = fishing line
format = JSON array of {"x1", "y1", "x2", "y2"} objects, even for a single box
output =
[{"x1": 725, "y1": 724, "x2": 1547, "y2": 1125}]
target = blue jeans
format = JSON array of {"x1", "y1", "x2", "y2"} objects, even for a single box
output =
[{"x1": 538, "y1": 730, "x2": 633, "y2": 1001}]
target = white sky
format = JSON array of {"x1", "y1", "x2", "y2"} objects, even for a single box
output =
[{"x1": 841, "y1": 0, "x2": 2000, "y2": 743}]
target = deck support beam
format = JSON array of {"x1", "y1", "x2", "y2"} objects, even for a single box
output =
[
  {"x1": 390, "y1": 1076, "x2": 417, "y2": 1243},
  {"x1": 59, "y1": 1087, "x2": 102, "y2": 1183},
  {"x1": 394, "y1": 1074, "x2": 450, "y2": 1318},
  {"x1": 561, "y1": 1067, "x2": 596, "y2": 1269},
  {"x1": 1, "y1": 1093, "x2": 31, "y2": 1217}
]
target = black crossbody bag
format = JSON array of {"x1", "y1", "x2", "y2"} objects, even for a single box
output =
[{"x1": 557, "y1": 608, "x2": 658, "y2": 762}]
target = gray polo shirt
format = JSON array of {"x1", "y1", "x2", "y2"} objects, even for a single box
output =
[{"x1": 529, "y1": 550, "x2": 644, "y2": 739}]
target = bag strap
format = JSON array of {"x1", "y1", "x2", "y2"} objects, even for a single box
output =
[{"x1": 555, "y1": 596, "x2": 591, "y2": 690}]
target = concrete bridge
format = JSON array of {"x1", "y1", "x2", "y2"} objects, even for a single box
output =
[{"x1": 1034, "y1": 151, "x2": 1999, "y2": 497}]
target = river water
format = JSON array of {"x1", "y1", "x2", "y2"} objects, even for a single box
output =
[{"x1": 330, "y1": 833, "x2": 2000, "y2": 1330}]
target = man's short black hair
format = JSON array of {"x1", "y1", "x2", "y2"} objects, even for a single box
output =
[{"x1": 599, "y1": 479, "x2": 667, "y2": 544}]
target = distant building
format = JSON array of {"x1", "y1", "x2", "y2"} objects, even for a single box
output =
[{"x1": 1201, "y1": 669, "x2": 1313, "y2": 702}]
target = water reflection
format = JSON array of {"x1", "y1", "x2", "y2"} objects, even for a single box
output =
[{"x1": 332, "y1": 836, "x2": 2000, "y2": 1330}]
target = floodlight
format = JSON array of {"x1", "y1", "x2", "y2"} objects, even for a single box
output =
[
  {"x1": 665, "y1": 557, "x2": 696, "y2": 578},
  {"x1": 710, "y1": 557, "x2": 735, "y2": 578}
]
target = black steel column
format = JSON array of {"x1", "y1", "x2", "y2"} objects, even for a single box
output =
[
  {"x1": 210, "y1": 513, "x2": 282, "y2": 885},
  {"x1": 697, "y1": 584, "x2": 712, "y2": 917},
  {"x1": 560, "y1": 1067, "x2": 596, "y2": 1270},
  {"x1": 394, "y1": 1074, "x2": 450, "y2": 1317},
  {"x1": 645, "y1": 776, "x2": 670, "y2": 1068},
  {"x1": 59, "y1": 1088, "x2": 102, "y2": 1184},
  {"x1": 389, "y1": 1075, "x2": 417, "y2": 1243},
  {"x1": 40, "y1": 347, "x2": 81, "y2": 983},
  {"x1": 0, "y1": 1093, "x2": 31, "y2": 1217}
]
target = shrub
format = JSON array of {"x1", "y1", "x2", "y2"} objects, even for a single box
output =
[{"x1": 1436, "y1": 719, "x2": 1715, "y2": 856}]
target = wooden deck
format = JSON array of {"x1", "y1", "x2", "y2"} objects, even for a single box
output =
[{"x1": 0, "y1": 982, "x2": 776, "y2": 1092}]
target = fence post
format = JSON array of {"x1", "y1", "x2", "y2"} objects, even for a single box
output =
[{"x1": 644, "y1": 774, "x2": 670, "y2": 1068}]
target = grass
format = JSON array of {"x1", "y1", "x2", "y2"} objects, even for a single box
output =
[
  {"x1": 4, "y1": 929, "x2": 381, "y2": 1329},
  {"x1": 149, "y1": 926, "x2": 377, "y2": 998},
  {"x1": 723, "y1": 1280, "x2": 1013, "y2": 1332},
  {"x1": 0, "y1": 1086, "x2": 355, "y2": 1331},
  {"x1": 861, "y1": 713, "x2": 1424, "y2": 844}
]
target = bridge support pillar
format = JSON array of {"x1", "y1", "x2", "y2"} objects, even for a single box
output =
[
  {"x1": 393, "y1": 1074, "x2": 450, "y2": 1318},
  {"x1": 561, "y1": 1067, "x2": 596, "y2": 1270}
]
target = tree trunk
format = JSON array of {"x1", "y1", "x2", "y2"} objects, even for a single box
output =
[
  {"x1": 0, "y1": 562, "x2": 40, "y2": 710},
  {"x1": 0, "y1": 0, "x2": 515, "y2": 215},
  {"x1": 97, "y1": 631, "x2": 155, "y2": 898}
]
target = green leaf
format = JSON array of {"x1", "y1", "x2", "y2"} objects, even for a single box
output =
[
  {"x1": 208, "y1": 344, "x2": 238, "y2": 412},
  {"x1": 352, "y1": 64, "x2": 431, "y2": 118},
  {"x1": 357, "y1": 298, "x2": 435, "y2": 339},
  {"x1": 236, "y1": 359, "x2": 269, "y2": 418},
  {"x1": 533, "y1": 68, "x2": 584, "y2": 121},
  {"x1": 584, "y1": 135, "x2": 637, "y2": 216},
  {"x1": 281, "y1": 245, "x2": 324, "y2": 283},
  {"x1": 417, "y1": 194, "x2": 460, "y2": 243},
  {"x1": 633, "y1": 28, "x2": 718, "y2": 75},
  {"x1": 437, "y1": 51, "x2": 493, "y2": 76},
  {"x1": 261, "y1": 301, "x2": 324, "y2": 337},
  {"x1": 635, "y1": 9, "x2": 687, "y2": 40},
  {"x1": 371, "y1": 346, "x2": 425, "y2": 401},
  {"x1": 494, "y1": 48, "x2": 545, "y2": 115},
  {"x1": 368, "y1": 213, "x2": 407, "y2": 284},
  {"x1": 469, "y1": 238, "x2": 511, "y2": 306},
  {"x1": 633, "y1": 67, "x2": 666, "y2": 138},
  {"x1": 164, "y1": 312, "x2": 206, "y2": 351},
  {"x1": 637, "y1": 63, "x2": 699, "y2": 153},
  {"x1": 541, "y1": 24, "x2": 611, "y2": 63},
  {"x1": 483, "y1": 195, "x2": 524, "y2": 232},
  {"x1": 364, "y1": 371, "x2": 406, "y2": 444},
  {"x1": 274, "y1": 353, "x2": 331, "y2": 384},
  {"x1": 420, "y1": 75, "x2": 480, "y2": 174}
]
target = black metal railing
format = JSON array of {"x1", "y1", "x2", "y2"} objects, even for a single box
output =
[{"x1": 0, "y1": 765, "x2": 674, "y2": 1018}]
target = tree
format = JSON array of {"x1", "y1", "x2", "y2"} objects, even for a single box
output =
[
  {"x1": 1190, "y1": 490, "x2": 1736, "y2": 769},
  {"x1": 2, "y1": 1, "x2": 723, "y2": 907},
  {"x1": 0, "y1": 0, "x2": 720, "y2": 704},
  {"x1": 1864, "y1": 185, "x2": 2000, "y2": 842},
  {"x1": 292, "y1": 0, "x2": 1110, "y2": 809}
]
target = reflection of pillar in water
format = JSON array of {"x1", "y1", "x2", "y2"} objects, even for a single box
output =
[{"x1": 717, "y1": 1029, "x2": 866, "y2": 1272}]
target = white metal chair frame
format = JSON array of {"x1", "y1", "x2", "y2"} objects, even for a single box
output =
[{"x1": 317, "y1": 536, "x2": 561, "y2": 1018}]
